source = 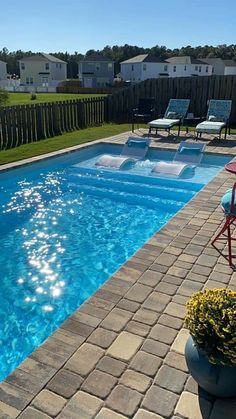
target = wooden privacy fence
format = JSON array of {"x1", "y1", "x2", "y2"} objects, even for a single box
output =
[
  {"x1": 1, "y1": 75, "x2": 236, "y2": 150},
  {"x1": 106, "y1": 75, "x2": 236, "y2": 124},
  {"x1": 0, "y1": 97, "x2": 108, "y2": 149}
]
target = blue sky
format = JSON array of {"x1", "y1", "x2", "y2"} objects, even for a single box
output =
[{"x1": 1, "y1": 0, "x2": 235, "y2": 54}]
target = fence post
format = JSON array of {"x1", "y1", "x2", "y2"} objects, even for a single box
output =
[
  {"x1": 36, "y1": 104, "x2": 47, "y2": 139},
  {"x1": 52, "y1": 102, "x2": 62, "y2": 135}
]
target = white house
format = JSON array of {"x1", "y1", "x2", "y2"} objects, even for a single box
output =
[
  {"x1": 203, "y1": 58, "x2": 236, "y2": 75},
  {"x1": 166, "y1": 56, "x2": 212, "y2": 77},
  {"x1": 19, "y1": 53, "x2": 67, "y2": 92},
  {"x1": 120, "y1": 54, "x2": 169, "y2": 82},
  {"x1": 0, "y1": 60, "x2": 7, "y2": 80}
]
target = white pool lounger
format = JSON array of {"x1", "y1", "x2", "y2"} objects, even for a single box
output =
[
  {"x1": 152, "y1": 161, "x2": 189, "y2": 177},
  {"x1": 95, "y1": 137, "x2": 150, "y2": 169},
  {"x1": 95, "y1": 155, "x2": 136, "y2": 169},
  {"x1": 152, "y1": 142, "x2": 206, "y2": 177}
]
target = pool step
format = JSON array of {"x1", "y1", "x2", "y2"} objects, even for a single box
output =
[
  {"x1": 68, "y1": 173, "x2": 195, "y2": 204},
  {"x1": 67, "y1": 182, "x2": 186, "y2": 211},
  {"x1": 71, "y1": 165, "x2": 204, "y2": 192}
]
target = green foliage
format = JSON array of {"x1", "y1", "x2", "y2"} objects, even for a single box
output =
[
  {"x1": 0, "y1": 88, "x2": 9, "y2": 106},
  {"x1": 185, "y1": 289, "x2": 236, "y2": 365}
]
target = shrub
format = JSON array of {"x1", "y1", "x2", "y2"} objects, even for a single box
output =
[
  {"x1": 185, "y1": 288, "x2": 236, "y2": 365},
  {"x1": 0, "y1": 88, "x2": 9, "y2": 106},
  {"x1": 30, "y1": 93, "x2": 37, "y2": 100}
]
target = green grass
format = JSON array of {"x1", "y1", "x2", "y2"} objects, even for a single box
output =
[
  {"x1": 0, "y1": 124, "x2": 131, "y2": 165},
  {"x1": 7, "y1": 92, "x2": 107, "y2": 106}
]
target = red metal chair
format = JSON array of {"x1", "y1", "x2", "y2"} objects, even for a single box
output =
[{"x1": 212, "y1": 181, "x2": 236, "y2": 266}]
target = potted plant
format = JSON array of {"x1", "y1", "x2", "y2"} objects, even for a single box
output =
[{"x1": 184, "y1": 288, "x2": 236, "y2": 397}]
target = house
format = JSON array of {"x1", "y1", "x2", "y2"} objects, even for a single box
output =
[
  {"x1": 0, "y1": 60, "x2": 7, "y2": 80},
  {"x1": 120, "y1": 54, "x2": 169, "y2": 82},
  {"x1": 203, "y1": 58, "x2": 236, "y2": 75},
  {"x1": 19, "y1": 53, "x2": 67, "y2": 91},
  {"x1": 78, "y1": 55, "x2": 114, "y2": 88},
  {"x1": 166, "y1": 56, "x2": 212, "y2": 77}
]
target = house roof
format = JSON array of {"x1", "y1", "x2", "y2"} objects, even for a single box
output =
[
  {"x1": 121, "y1": 54, "x2": 166, "y2": 64},
  {"x1": 82, "y1": 54, "x2": 114, "y2": 62},
  {"x1": 166, "y1": 56, "x2": 207, "y2": 65},
  {"x1": 0, "y1": 60, "x2": 7, "y2": 65},
  {"x1": 19, "y1": 53, "x2": 66, "y2": 63},
  {"x1": 202, "y1": 57, "x2": 236, "y2": 67},
  {"x1": 223, "y1": 59, "x2": 236, "y2": 67}
]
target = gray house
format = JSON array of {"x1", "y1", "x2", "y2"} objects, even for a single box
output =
[
  {"x1": 203, "y1": 58, "x2": 236, "y2": 75},
  {"x1": 78, "y1": 55, "x2": 114, "y2": 88},
  {"x1": 19, "y1": 53, "x2": 67, "y2": 91},
  {"x1": 0, "y1": 60, "x2": 7, "y2": 80}
]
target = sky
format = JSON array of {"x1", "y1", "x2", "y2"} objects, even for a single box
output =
[{"x1": 1, "y1": 0, "x2": 235, "y2": 54}]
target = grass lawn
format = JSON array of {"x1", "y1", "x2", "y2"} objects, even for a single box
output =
[
  {"x1": 0, "y1": 123, "x2": 131, "y2": 165},
  {"x1": 7, "y1": 92, "x2": 107, "y2": 106}
]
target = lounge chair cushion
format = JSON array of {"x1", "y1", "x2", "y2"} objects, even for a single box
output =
[
  {"x1": 127, "y1": 138, "x2": 149, "y2": 148},
  {"x1": 148, "y1": 118, "x2": 180, "y2": 129},
  {"x1": 196, "y1": 121, "x2": 225, "y2": 134},
  {"x1": 179, "y1": 146, "x2": 201, "y2": 155},
  {"x1": 221, "y1": 189, "x2": 236, "y2": 215},
  {"x1": 166, "y1": 111, "x2": 178, "y2": 119}
]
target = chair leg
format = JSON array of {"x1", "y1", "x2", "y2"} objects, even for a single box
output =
[
  {"x1": 178, "y1": 121, "x2": 181, "y2": 137},
  {"x1": 212, "y1": 216, "x2": 235, "y2": 266},
  {"x1": 228, "y1": 223, "x2": 233, "y2": 266}
]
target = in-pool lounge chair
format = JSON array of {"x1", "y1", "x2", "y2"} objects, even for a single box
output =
[
  {"x1": 148, "y1": 99, "x2": 190, "y2": 137},
  {"x1": 195, "y1": 99, "x2": 232, "y2": 140},
  {"x1": 95, "y1": 137, "x2": 150, "y2": 169},
  {"x1": 152, "y1": 141, "x2": 206, "y2": 177}
]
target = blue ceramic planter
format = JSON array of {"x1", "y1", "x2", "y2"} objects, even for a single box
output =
[{"x1": 185, "y1": 335, "x2": 236, "y2": 398}]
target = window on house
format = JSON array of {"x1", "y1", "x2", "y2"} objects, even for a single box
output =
[
  {"x1": 164, "y1": 65, "x2": 168, "y2": 71},
  {"x1": 108, "y1": 63, "x2": 113, "y2": 70},
  {"x1": 143, "y1": 64, "x2": 147, "y2": 71},
  {"x1": 173, "y1": 66, "x2": 176, "y2": 72},
  {"x1": 30, "y1": 77, "x2": 33, "y2": 84},
  {"x1": 212, "y1": 67, "x2": 214, "y2": 73},
  {"x1": 195, "y1": 66, "x2": 198, "y2": 71},
  {"x1": 26, "y1": 77, "x2": 29, "y2": 84},
  {"x1": 199, "y1": 66, "x2": 201, "y2": 73},
  {"x1": 95, "y1": 63, "x2": 100, "y2": 71},
  {"x1": 45, "y1": 63, "x2": 49, "y2": 70},
  {"x1": 184, "y1": 65, "x2": 187, "y2": 71},
  {"x1": 206, "y1": 66, "x2": 208, "y2": 73},
  {"x1": 21, "y1": 63, "x2": 25, "y2": 70},
  {"x1": 132, "y1": 65, "x2": 134, "y2": 71}
]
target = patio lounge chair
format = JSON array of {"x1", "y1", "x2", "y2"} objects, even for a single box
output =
[
  {"x1": 95, "y1": 137, "x2": 150, "y2": 169},
  {"x1": 132, "y1": 98, "x2": 156, "y2": 132},
  {"x1": 148, "y1": 99, "x2": 190, "y2": 137},
  {"x1": 152, "y1": 141, "x2": 206, "y2": 177},
  {"x1": 195, "y1": 99, "x2": 232, "y2": 140}
]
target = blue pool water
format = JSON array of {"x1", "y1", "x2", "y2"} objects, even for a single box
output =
[{"x1": 0, "y1": 143, "x2": 232, "y2": 381}]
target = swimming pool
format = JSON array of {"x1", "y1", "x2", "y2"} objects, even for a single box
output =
[{"x1": 0, "y1": 142, "x2": 232, "y2": 381}]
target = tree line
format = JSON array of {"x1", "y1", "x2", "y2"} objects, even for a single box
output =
[{"x1": 1, "y1": 44, "x2": 236, "y2": 79}]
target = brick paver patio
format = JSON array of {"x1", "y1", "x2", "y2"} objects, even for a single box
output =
[{"x1": 1, "y1": 130, "x2": 236, "y2": 418}]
